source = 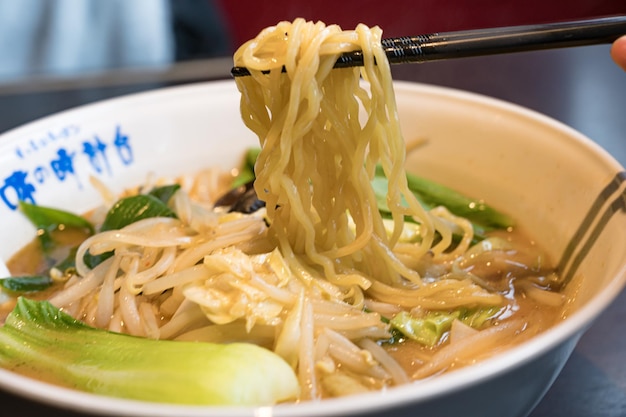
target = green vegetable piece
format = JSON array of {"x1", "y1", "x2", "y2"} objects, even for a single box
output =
[
  {"x1": 18, "y1": 201, "x2": 94, "y2": 251},
  {"x1": 396, "y1": 166, "x2": 514, "y2": 230},
  {"x1": 51, "y1": 246, "x2": 78, "y2": 278},
  {"x1": 390, "y1": 307, "x2": 501, "y2": 347},
  {"x1": 390, "y1": 311, "x2": 458, "y2": 347},
  {"x1": 375, "y1": 313, "x2": 405, "y2": 345},
  {"x1": 457, "y1": 306, "x2": 501, "y2": 329},
  {"x1": 148, "y1": 184, "x2": 181, "y2": 204},
  {"x1": 229, "y1": 148, "x2": 513, "y2": 234},
  {"x1": 372, "y1": 176, "x2": 488, "y2": 244},
  {"x1": 100, "y1": 194, "x2": 177, "y2": 232},
  {"x1": 86, "y1": 192, "x2": 179, "y2": 269},
  {"x1": 18, "y1": 201, "x2": 95, "y2": 234},
  {"x1": 371, "y1": 175, "x2": 426, "y2": 215},
  {"x1": 82, "y1": 251, "x2": 113, "y2": 270},
  {"x1": 232, "y1": 147, "x2": 260, "y2": 188},
  {"x1": 0, "y1": 276, "x2": 53, "y2": 295},
  {"x1": 0, "y1": 298, "x2": 300, "y2": 406},
  {"x1": 407, "y1": 175, "x2": 513, "y2": 229}
]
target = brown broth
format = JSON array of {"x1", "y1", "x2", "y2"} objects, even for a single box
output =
[
  {"x1": 384, "y1": 290, "x2": 566, "y2": 376},
  {"x1": 382, "y1": 226, "x2": 579, "y2": 379},
  {"x1": 3, "y1": 226, "x2": 91, "y2": 321},
  {"x1": 3, "y1": 213, "x2": 579, "y2": 393}
]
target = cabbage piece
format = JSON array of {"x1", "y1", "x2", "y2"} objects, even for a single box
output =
[
  {"x1": 390, "y1": 307, "x2": 501, "y2": 347},
  {"x1": 390, "y1": 311, "x2": 457, "y2": 346},
  {"x1": 0, "y1": 298, "x2": 299, "y2": 405}
]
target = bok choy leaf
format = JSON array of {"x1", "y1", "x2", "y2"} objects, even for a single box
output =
[
  {"x1": 18, "y1": 201, "x2": 94, "y2": 251},
  {"x1": 372, "y1": 165, "x2": 514, "y2": 231},
  {"x1": 232, "y1": 147, "x2": 260, "y2": 188},
  {"x1": 232, "y1": 147, "x2": 514, "y2": 237},
  {"x1": 0, "y1": 298, "x2": 299, "y2": 405},
  {"x1": 100, "y1": 193, "x2": 177, "y2": 232},
  {"x1": 0, "y1": 276, "x2": 53, "y2": 295},
  {"x1": 85, "y1": 185, "x2": 181, "y2": 268}
]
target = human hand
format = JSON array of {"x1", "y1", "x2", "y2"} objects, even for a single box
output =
[{"x1": 611, "y1": 35, "x2": 626, "y2": 71}]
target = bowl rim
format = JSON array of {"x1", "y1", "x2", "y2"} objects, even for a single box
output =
[{"x1": 0, "y1": 79, "x2": 625, "y2": 416}]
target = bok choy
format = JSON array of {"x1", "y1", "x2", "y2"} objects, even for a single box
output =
[
  {"x1": 18, "y1": 201, "x2": 94, "y2": 251},
  {"x1": 233, "y1": 147, "x2": 514, "y2": 239},
  {"x1": 0, "y1": 297, "x2": 299, "y2": 405}
]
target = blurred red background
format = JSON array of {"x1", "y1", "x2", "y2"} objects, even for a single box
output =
[{"x1": 215, "y1": 0, "x2": 626, "y2": 51}]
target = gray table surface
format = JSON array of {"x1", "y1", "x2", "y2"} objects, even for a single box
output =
[{"x1": 0, "y1": 44, "x2": 624, "y2": 416}]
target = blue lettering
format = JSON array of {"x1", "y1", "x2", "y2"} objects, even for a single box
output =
[
  {"x1": 1, "y1": 124, "x2": 135, "y2": 212},
  {"x1": 33, "y1": 166, "x2": 50, "y2": 183},
  {"x1": 50, "y1": 148, "x2": 77, "y2": 182},
  {"x1": 114, "y1": 126, "x2": 133, "y2": 166},
  {"x1": 14, "y1": 124, "x2": 81, "y2": 160},
  {"x1": 82, "y1": 136, "x2": 110, "y2": 175},
  {"x1": 0, "y1": 170, "x2": 36, "y2": 210}
]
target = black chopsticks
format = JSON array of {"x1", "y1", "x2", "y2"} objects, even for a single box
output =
[{"x1": 231, "y1": 15, "x2": 626, "y2": 77}]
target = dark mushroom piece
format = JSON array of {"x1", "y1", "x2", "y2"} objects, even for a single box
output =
[{"x1": 214, "y1": 180, "x2": 266, "y2": 214}]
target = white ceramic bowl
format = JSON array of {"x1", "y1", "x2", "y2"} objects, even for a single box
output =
[{"x1": 0, "y1": 80, "x2": 625, "y2": 417}]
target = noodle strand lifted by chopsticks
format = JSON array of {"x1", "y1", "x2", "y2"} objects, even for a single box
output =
[{"x1": 234, "y1": 19, "x2": 451, "y2": 288}]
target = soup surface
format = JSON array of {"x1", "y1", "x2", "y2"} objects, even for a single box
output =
[{"x1": 4, "y1": 163, "x2": 577, "y2": 399}]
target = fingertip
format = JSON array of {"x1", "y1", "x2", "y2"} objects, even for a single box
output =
[{"x1": 611, "y1": 35, "x2": 626, "y2": 72}]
